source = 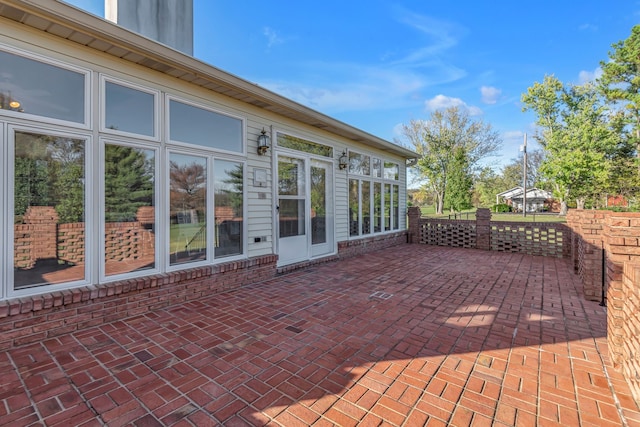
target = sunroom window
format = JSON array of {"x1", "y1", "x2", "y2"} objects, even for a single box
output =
[
  {"x1": 104, "y1": 143, "x2": 156, "y2": 277},
  {"x1": 169, "y1": 99, "x2": 243, "y2": 153},
  {"x1": 13, "y1": 130, "x2": 86, "y2": 289},
  {"x1": 104, "y1": 80, "x2": 156, "y2": 137},
  {"x1": 0, "y1": 49, "x2": 86, "y2": 124}
]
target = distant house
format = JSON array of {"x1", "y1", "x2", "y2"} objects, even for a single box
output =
[{"x1": 496, "y1": 187, "x2": 555, "y2": 212}]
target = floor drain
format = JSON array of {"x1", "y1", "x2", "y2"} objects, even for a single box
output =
[{"x1": 370, "y1": 291, "x2": 393, "y2": 300}]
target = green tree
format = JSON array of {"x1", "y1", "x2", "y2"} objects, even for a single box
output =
[
  {"x1": 400, "y1": 106, "x2": 501, "y2": 214},
  {"x1": 445, "y1": 147, "x2": 473, "y2": 211},
  {"x1": 522, "y1": 76, "x2": 617, "y2": 212},
  {"x1": 599, "y1": 25, "x2": 640, "y2": 167}
]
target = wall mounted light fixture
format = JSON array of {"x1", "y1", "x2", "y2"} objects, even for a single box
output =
[
  {"x1": 338, "y1": 150, "x2": 348, "y2": 170},
  {"x1": 257, "y1": 128, "x2": 270, "y2": 155}
]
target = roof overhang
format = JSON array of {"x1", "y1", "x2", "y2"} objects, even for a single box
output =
[{"x1": 0, "y1": 0, "x2": 417, "y2": 160}]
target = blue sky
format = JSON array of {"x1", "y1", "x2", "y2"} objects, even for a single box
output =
[{"x1": 65, "y1": 1, "x2": 640, "y2": 169}]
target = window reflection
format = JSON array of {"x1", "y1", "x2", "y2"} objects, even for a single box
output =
[
  {"x1": 169, "y1": 100, "x2": 242, "y2": 152},
  {"x1": 14, "y1": 131, "x2": 85, "y2": 289},
  {"x1": 105, "y1": 81, "x2": 155, "y2": 136},
  {"x1": 104, "y1": 144, "x2": 155, "y2": 276},
  {"x1": 169, "y1": 153, "x2": 207, "y2": 265},
  {"x1": 214, "y1": 160, "x2": 243, "y2": 257},
  {"x1": 0, "y1": 50, "x2": 85, "y2": 123}
]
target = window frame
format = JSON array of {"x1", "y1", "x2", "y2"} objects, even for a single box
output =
[
  {"x1": 165, "y1": 147, "x2": 247, "y2": 272},
  {"x1": 99, "y1": 137, "x2": 160, "y2": 282},
  {"x1": 166, "y1": 95, "x2": 246, "y2": 155},
  {"x1": 0, "y1": 44, "x2": 91, "y2": 129},
  {"x1": 100, "y1": 75, "x2": 160, "y2": 141},
  {"x1": 6, "y1": 123, "x2": 93, "y2": 299},
  {"x1": 347, "y1": 149, "x2": 403, "y2": 238}
]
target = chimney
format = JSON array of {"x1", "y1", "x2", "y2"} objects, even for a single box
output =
[{"x1": 105, "y1": 0, "x2": 193, "y2": 56}]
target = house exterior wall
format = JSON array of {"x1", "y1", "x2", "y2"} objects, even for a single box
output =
[{"x1": 0, "y1": 14, "x2": 409, "y2": 303}]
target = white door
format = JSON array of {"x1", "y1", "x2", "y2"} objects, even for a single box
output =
[
  {"x1": 277, "y1": 155, "x2": 334, "y2": 266},
  {"x1": 277, "y1": 155, "x2": 308, "y2": 265},
  {"x1": 310, "y1": 159, "x2": 334, "y2": 258}
]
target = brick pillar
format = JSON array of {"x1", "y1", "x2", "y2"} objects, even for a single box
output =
[
  {"x1": 603, "y1": 212, "x2": 640, "y2": 370},
  {"x1": 476, "y1": 208, "x2": 491, "y2": 250},
  {"x1": 407, "y1": 206, "x2": 422, "y2": 244},
  {"x1": 619, "y1": 262, "x2": 640, "y2": 405},
  {"x1": 566, "y1": 210, "x2": 606, "y2": 302},
  {"x1": 565, "y1": 210, "x2": 580, "y2": 273}
]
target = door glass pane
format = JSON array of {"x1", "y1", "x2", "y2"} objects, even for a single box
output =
[
  {"x1": 169, "y1": 153, "x2": 207, "y2": 265},
  {"x1": 373, "y1": 182, "x2": 382, "y2": 232},
  {"x1": 278, "y1": 157, "x2": 304, "y2": 196},
  {"x1": 0, "y1": 50, "x2": 85, "y2": 123},
  {"x1": 279, "y1": 199, "x2": 305, "y2": 238},
  {"x1": 214, "y1": 160, "x2": 243, "y2": 258},
  {"x1": 104, "y1": 144, "x2": 155, "y2": 276},
  {"x1": 105, "y1": 81, "x2": 155, "y2": 136},
  {"x1": 384, "y1": 184, "x2": 391, "y2": 231},
  {"x1": 349, "y1": 179, "x2": 359, "y2": 236},
  {"x1": 362, "y1": 181, "x2": 371, "y2": 235},
  {"x1": 169, "y1": 100, "x2": 242, "y2": 152},
  {"x1": 311, "y1": 166, "x2": 326, "y2": 245},
  {"x1": 14, "y1": 131, "x2": 85, "y2": 289}
]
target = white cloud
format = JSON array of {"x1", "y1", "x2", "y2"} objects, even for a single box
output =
[
  {"x1": 425, "y1": 94, "x2": 483, "y2": 116},
  {"x1": 480, "y1": 86, "x2": 501, "y2": 104},
  {"x1": 578, "y1": 67, "x2": 603, "y2": 84},
  {"x1": 263, "y1": 27, "x2": 283, "y2": 49},
  {"x1": 579, "y1": 23, "x2": 598, "y2": 31}
]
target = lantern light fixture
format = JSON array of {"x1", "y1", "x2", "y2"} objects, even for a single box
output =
[
  {"x1": 257, "y1": 128, "x2": 270, "y2": 155},
  {"x1": 338, "y1": 150, "x2": 348, "y2": 170}
]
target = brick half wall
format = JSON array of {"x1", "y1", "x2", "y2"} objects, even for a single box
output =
[{"x1": 0, "y1": 255, "x2": 277, "y2": 351}]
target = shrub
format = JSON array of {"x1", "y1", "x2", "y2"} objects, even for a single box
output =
[{"x1": 492, "y1": 203, "x2": 511, "y2": 213}]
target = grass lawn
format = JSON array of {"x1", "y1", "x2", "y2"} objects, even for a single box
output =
[{"x1": 418, "y1": 206, "x2": 566, "y2": 223}]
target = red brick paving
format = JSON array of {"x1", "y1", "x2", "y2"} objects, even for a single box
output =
[{"x1": 2, "y1": 245, "x2": 639, "y2": 426}]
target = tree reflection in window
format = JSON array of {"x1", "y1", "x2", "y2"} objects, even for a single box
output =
[
  {"x1": 104, "y1": 144, "x2": 155, "y2": 276},
  {"x1": 14, "y1": 131, "x2": 85, "y2": 289},
  {"x1": 169, "y1": 154, "x2": 207, "y2": 265}
]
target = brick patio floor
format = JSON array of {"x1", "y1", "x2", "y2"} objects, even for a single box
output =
[{"x1": 2, "y1": 245, "x2": 640, "y2": 426}]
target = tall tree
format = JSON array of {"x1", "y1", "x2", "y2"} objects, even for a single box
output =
[
  {"x1": 445, "y1": 147, "x2": 473, "y2": 211},
  {"x1": 599, "y1": 25, "x2": 640, "y2": 167},
  {"x1": 522, "y1": 76, "x2": 617, "y2": 212},
  {"x1": 400, "y1": 106, "x2": 501, "y2": 214}
]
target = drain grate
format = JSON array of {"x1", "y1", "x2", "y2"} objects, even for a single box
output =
[{"x1": 370, "y1": 291, "x2": 393, "y2": 300}]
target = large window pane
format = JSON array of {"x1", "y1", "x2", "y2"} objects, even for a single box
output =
[
  {"x1": 169, "y1": 153, "x2": 207, "y2": 265},
  {"x1": 14, "y1": 131, "x2": 85, "y2": 289},
  {"x1": 373, "y1": 182, "x2": 382, "y2": 233},
  {"x1": 393, "y1": 184, "x2": 399, "y2": 230},
  {"x1": 384, "y1": 184, "x2": 391, "y2": 231},
  {"x1": 104, "y1": 144, "x2": 155, "y2": 276},
  {"x1": 349, "y1": 179, "x2": 359, "y2": 236},
  {"x1": 105, "y1": 81, "x2": 155, "y2": 136},
  {"x1": 362, "y1": 181, "x2": 371, "y2": 235},
  {"x1": 0, "y1": 50, "x2": 85, "y2": 123},
  {"x1": 214, "y1": 160, "x2": 243, "y2": 258},
  {"x1": 170, "y1": 100, "x2": 242, "y2": 152},
  {"x1": 311, "y1": 165, "x2": 327, "y2": 244}
]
